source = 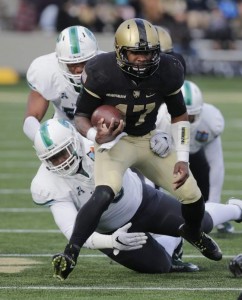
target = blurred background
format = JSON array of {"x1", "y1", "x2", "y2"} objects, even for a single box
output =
[{"x1": 1, "y1": 0, "x2": 242, "y2": 84}]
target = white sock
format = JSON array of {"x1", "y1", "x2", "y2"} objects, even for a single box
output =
[
  {"x1": 153, "y1": 235, "x2": 182, "y2": 257},
  {"x1": 205, "y1": 202, "x2": 241, "y2": 227}
]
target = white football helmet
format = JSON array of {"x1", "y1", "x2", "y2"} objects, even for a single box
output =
[
  {"x1": 34, "y1": 118, "x2": 82, "y2": 176},
  {"x1": 56, "y1": 25, "x2": 99, "y2": 87},
  {"x1": 181, "y1": 80, "x2": 203, "y2": 116}
]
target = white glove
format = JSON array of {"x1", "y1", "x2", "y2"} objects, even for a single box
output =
[
  {"x1": 150, "y1": 131, "x2": 172, "y2": 157},
  {"x1": 112, "y1": 223, "x2": 147, "y2": 256}
]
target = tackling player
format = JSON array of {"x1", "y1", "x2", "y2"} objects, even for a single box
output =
[
  {"x1": 23, "y1": 25, "x2": 100, "y2": 141},
  {"x1": 31, "y1": 118, "x2": 242, "y2": 280},
  {"x1": 65, "y1": 18, "x2": 221, "y2": 267},
  {"x1": 155, "y1": 80, "x2": 233, "y2": 233}
]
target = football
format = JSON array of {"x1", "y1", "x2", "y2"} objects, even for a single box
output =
[{"x1": 91, "y1": 105, "x2": 124, "y2": 128}]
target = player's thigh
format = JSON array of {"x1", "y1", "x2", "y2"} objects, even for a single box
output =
[
  {"x1": 101, "y1": 233, "x2": 172, "y2": 273},
  {"x1": 139, "y1": 151, "x2": 201, "y2": 204},
  {"x1": 94, "y1": 139, "x2": 137, "y2": 194}
]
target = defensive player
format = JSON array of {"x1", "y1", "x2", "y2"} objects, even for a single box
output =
[
  {"x1": 63, "y1": 18, "x2": 221, "y2": 269},
  {"x1": 32, "y1": 119, "x2": 242, "y2": 280},
  {"x1": 23, "y1": 25, "x2": 100, "y2": 141},
  {"x1": 155, "y1": 80, "x2": 233, "y2": 233}
]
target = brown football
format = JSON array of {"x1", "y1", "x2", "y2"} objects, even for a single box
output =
[{"x1": 91, "y1": 105, "x2": 124, "y2": 128}]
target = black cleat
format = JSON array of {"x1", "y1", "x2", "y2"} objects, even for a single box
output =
[
  {"x1": 179, "y1": 224, "x2": 222, "y2": 261},
  {"x1": 52, "y1": 253, "x2": 76, "y2": 281},
  {"x1": 170, "y1": 257, "x2": 199, "y2": 272}
]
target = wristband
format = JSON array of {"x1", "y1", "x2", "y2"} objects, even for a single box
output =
[
  {"x1": 86, "y1": 127, "x2": 97, "y2": 142},
  {"x1": 84, "y1": 232, "x2": 112, "y2": 249},
  {"x1": 171, "y1": 121, "x2": 190, "y2": 162}
]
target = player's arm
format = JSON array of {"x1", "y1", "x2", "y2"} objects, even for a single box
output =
[
  {"x1": 165, "y1": 90, "x2": 190, "y2": 189},
  {"x1": 75, "y1": 88, "x2": 124, "y2": 143},
  {"x1": 74, "y1": 87, "x2": 101, "y2": 141},
  {"x1": 23, "y1": 90, "x2": 49, "y2": 141},
  {"x1": 50, "y1": 201, "x2": 147, "y2": 252}
]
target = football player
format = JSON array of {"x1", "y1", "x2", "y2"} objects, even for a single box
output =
[
  {"x1": 32, "y1": 119, "x2": 242, "y2": 280},
  {"x1": 23, "y1": 25, "x2": 100, "y2": 141},
  {"x1": 155, "y1": 80, "x2": 234, "y2": 233},
  {"x1": 61, "y1": 18, "x2": 222, "y2": 271},
  {"x1": 155, "y1": 25, "x2": 186, "y2": 74}
]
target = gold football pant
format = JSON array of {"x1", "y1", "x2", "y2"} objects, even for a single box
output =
[{"x1": 94, "y1": 132, "x2": 201, "y2": 204}]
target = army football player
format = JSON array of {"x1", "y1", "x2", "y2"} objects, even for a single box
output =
[
  {"x1": 32, "y1": 119, "x2": 242, "y2": 280},
  {"x1": 53, "y1": 18, "x2": 222, "y2": 278}
]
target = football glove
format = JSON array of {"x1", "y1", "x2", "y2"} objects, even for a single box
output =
[
  {"x1": 150, "y1": 131, "x2": 172, "y2": 157},
  {"x1": 112, "y1": 222, "x2": 147, "y2": 255},
  {"x1": 229, "y1": 254, "x2": 242, "y2": 277}
]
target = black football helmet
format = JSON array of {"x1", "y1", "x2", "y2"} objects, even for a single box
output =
[{"x1": 115, "y1": 18, "x2": 160, "y2": 78}]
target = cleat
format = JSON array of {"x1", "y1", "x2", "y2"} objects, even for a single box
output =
[
  {"x1": 217, "y1": 221, "x2": 234, "y2": 233},
  {"x1": 52, "y1": 253, "x2": 76, "y2": 281},
  {"x1": 170, "y1": 257, "x2": 199, "y2": 272},
  {"x1": 179, "y1": 224, "x2": 222, "y2": 261},
  {"x1": 227, "y1": 198, "x2": 242, "y2": 223}
]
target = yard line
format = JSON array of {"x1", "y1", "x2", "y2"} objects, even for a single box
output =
[{"x1": 0, "y1": 286, "x2": 241, "y2": 291}]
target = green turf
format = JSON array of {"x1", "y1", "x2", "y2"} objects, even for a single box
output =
[{"x1": 0, "y1": 77, "x2": 242, "y2": 300}]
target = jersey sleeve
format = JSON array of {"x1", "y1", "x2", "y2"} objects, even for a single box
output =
[
  {"x1": 204, "y1": 104, "x2": 225, "y2": 137},
  {"x1": 26, "y1": 53, "x2": 59, "y2": 100}
]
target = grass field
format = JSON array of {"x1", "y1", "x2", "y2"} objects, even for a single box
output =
[{"x1": 0, "y1": 76, "x2": 242, "y2": 299}]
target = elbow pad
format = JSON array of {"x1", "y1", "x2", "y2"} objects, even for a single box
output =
[{"x1": 23, "y1": 116, "x2": 40, "y2": 141}]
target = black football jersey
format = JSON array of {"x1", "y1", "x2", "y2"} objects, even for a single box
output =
[{"x1": 75, "y1": 51, "x2": 186, "y2": 136}]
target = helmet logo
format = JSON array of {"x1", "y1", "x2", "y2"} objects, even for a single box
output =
[{"x1": 133, "y1": 90, "x2": 140, "y2": 98}]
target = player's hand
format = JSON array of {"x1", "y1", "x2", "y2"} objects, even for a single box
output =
[
  {"x1": 150, "y1": 132, "x2": 172, "y2": 157},
  {"x1": 112, "y1": 222, "x2": 147, "y2": 255},
  {"x1": 95, "y1": 118, "x2": 124, "y2": 144},
  {"x1": 173, "y1": 161, "x2": 189, "y2": 190}
]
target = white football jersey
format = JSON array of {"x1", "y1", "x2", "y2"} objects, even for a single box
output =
[
  {"x1": 27, "y1": 52, "x2": 78, "y2": 123},
  {"x1": 156, "y1": 103, "x2": 224, "y2": 154},
  {"x1": 31, "y1": 135, "x2": 142, "y2": 233}
]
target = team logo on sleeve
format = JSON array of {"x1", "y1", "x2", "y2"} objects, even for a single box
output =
[
  {"x1": 195, "y1": 130, "x2": 209, "y2": 142},
  {"x1": 87, "y1": 146, "x2": 95, "y2": 161}
]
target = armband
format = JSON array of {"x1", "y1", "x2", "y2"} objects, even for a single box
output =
[
  {"x1": 23, "y1": 116, "x2": 40, "y2": 141},
  {"x1": 86, "y1": 127, "x2": 97, "y2": 142},
  {"x1": 171, "y1": 121, "x2": 190, "y2": 162},
  {"x1": 84, "y1": 232, "x2": 112, "y2": 249}
]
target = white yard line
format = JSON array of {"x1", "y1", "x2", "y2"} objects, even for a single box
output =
[{"x1": 0, "y1": 286, "x2": 241, "y2": 291}]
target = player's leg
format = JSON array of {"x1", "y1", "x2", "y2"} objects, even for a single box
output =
[
  {"x1": 101, "y1": 233, "x2": 172, "y2": 273},
  {"x1": 152, "y1": 235, "x2": 199, "y2": 272},
  {"x1": 190, "y1": 149, "x2": 234, "y2": 233},
  {"x1": 189, "y1": 149, "x2": 210, "y2": 201},
  {"x1": 137, "y1": 155, "x2": 222, "y2": 262}
]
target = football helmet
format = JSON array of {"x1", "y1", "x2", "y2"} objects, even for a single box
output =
[
  {"x1": 115, "y1": 18, "x2": 160, "y2": 78},
  {"x1": 155, "y1": 26, "x2": 173, "y2": 53},
  {"x1": 181, "y1": 80, "x2": 203, "y2": 118},
  {"x1": 34, "y1": 119, "x2": 82, "y2": 176},
  {"x1": 56, "y1": 26, "x2": 99, "y2": 87}
]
